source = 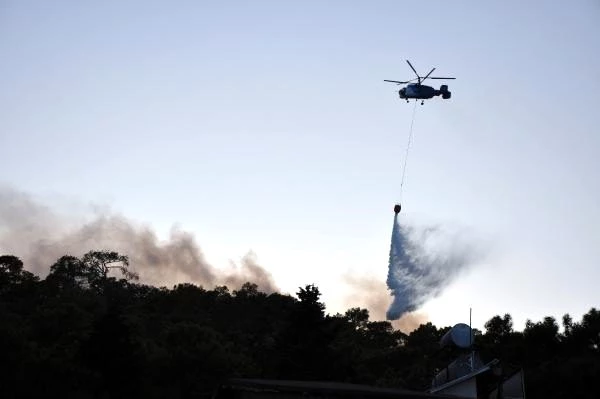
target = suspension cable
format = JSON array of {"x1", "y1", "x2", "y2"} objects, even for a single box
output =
[{"x1": 399, "y1": 100, "x2": 418, "y2": 202}]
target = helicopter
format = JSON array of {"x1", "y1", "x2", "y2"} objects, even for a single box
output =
[{"x1": 384, "y1": 60, "x2": 455, "y2": 104}]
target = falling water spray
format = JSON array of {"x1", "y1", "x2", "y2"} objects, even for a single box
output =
[{"x1": 386, "y1": 211, "x2": 481, "y2": 320}]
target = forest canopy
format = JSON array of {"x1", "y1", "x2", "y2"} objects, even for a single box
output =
[{"x1": 1, "y1": 251, "x2": 598, "y2": 398}]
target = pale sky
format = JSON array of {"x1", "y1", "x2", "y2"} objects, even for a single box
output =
[{"x1": 1, "y1": 1, "x2": 599, "y2": 330}]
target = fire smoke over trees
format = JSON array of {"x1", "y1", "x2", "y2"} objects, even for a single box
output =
[
  {"x1": 343, "y1": 273, "x2": 428, "y2": 332},
  {"x1": 0, "y1": 186, "x2": 278, "y2": 293}
]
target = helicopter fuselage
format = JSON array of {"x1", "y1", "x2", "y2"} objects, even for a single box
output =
[
  {"x1": 399, "y1": 83, "x2": 450, "y2": 100},
  {"x1": 384, "y1": 60, "x2": 455, "y2": 103}
]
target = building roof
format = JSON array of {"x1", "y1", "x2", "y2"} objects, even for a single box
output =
[
  {"x1": 216, "y1": 378, "x2": 459, "y2": 399},
  {"x1": 429, "y1": 359, "x2": 499, "y2": 394}
]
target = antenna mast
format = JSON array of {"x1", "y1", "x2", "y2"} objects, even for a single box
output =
[{"x1": 469, "y1": 307, "x2": 473, "y2": 371}]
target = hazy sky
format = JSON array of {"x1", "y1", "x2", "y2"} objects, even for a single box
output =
[{"x1": 1, "y1": 1, "x2": 599, "y2": 330}]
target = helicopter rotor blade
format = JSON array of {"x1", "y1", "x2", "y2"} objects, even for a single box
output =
[
  {"x1": 429, "y1": 77, "x2": 456, "y2": 80},
  {"x1": 383, "y1": 80, "x2": 410, "y2": 84},
  {"x1": 421, "y1": 67, "x2": 436, "y2": 82},
  {"x1": 406, "y1": 60, "x2": 419, "y2": 79}
]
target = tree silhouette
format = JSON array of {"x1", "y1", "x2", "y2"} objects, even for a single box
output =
[{"x1": 0, "y1": 250, "x2": 598, "y2": 398}]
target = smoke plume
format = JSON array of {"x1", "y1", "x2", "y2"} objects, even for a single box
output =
[
  {"x1": 0, "y1": 186, "x2": 278, "y2": 293},
  {"x1": 386, "y1": 214, "x2": 481, "y2": 320},
  {"x1": 343, "y1": 273, "x2": 428, "y2": 332}
]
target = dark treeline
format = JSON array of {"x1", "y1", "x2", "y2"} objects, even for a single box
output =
[{"x1": 1, "y1": 251, "x2": 599, "y2": 398}]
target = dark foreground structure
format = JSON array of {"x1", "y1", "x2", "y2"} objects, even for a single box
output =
[{"x1": 213, "y1": 379, "x2": 457, "y2": 399}]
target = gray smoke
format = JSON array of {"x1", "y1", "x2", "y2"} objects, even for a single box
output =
[
  {"x1": 0, "y1": 186, "x2": 278, "y2": 293},
  {"x1": 386, "y1": 214, "x2": 481, "y2": 320},
  {"x1": 343, "y1": 273, "x2": 429, "y2": 332}
]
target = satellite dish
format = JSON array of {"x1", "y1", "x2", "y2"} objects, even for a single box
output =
[{"x1": 440, "y1": 323, "x2": 473, "y2": 349}]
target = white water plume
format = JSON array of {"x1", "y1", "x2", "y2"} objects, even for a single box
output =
[{"x1": 386, "y1": 214, "x2": 482, "y2": 320}]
